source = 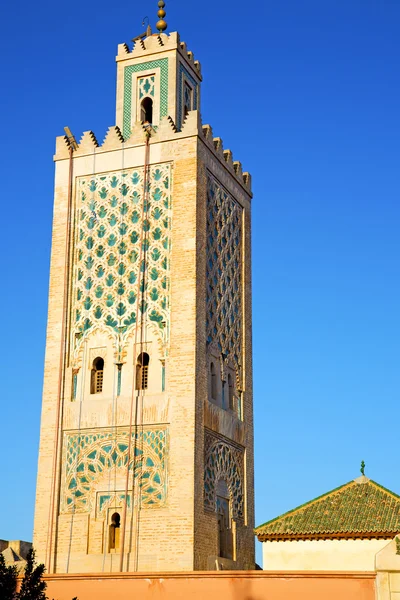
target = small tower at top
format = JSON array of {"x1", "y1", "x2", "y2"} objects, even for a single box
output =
[
  {"x1": 33, "y1": 6, "x2": 254, "y2": 574},
  {"x1": 115, "y1": 11, "x2": 202, "y2": 134}
]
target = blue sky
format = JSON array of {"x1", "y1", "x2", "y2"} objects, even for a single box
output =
[{"x1": 0, "y1": 0, "x2": 399, "y2": 566}]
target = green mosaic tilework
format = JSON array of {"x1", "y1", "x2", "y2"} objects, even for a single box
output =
[
  {"x1": 123, "y1": 58, "x2": 169, "y2": 138},
  {"x1": 204, "y1": 430, "x2": 244, "y2": 520},
  {"x1": 255, "y1": 478, "x2": 400, "y2": 541},
  {"x1": 139, "y1": 75, "x2": 155, "y2": 99},
  {"x1": 98, "y1": 492, "x2": 131, "y2": 515},
  {"x1": 62, "y1": 428, "x2": 168, "y2": 513},
  {"x1": 73, "y1": 165, "x2": 171, "y2": 354},
  {"x1": 206, "y1": 175, "x2": 242, "y2": 373}
]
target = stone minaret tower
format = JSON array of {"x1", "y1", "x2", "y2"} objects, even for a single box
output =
[{"x1": 34, "y1": 14, "x2": 254, "y2": 573}]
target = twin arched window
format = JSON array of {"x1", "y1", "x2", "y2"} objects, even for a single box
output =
[
  {"x1": 210, "y1": 362, "x2": 236, "y2": 412},
  {"x1": 90, "y1": 357, "x2": 104, "y2": 394},
  {"x1": 89, "y1": 352, "x2": 152, "y2": 395},
  {"x1": 136, "y1": 352, "x2": 150, "y2": 390}
]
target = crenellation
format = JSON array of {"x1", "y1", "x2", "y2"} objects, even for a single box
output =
[
  {"x1": 200, "y1": 126, "x2": 252, "y2": 194},
  {"x1": 179, "y1": 110, "x2": 202, "y2": 136},
  {"x1": 125, "y1": 120, "x2": 148, "y2": 144},
  {"x1": 223, "y1": 149, "x2": 233, "y2": 166},
  {"x1": 213, "y1": 136, "x2": 224, "y2": 155},
  {"x1": 144, "y1": 34, "x2": 164, "y2": 51},
  {"x1": 54, "y1": 135, "x2": 70, "y2": 160},
  {"x1": 152, "y1": 115, "x2": 178, "y2": 140},
  {"x1": 243, "y1": 172, "x2": 251, "y2": 188},
  {"x1": 233, "y1": 161, "x2": 243, "y2": 177},
  {"x1": 117, "y1": 42, "x2": 130, "y2": 56},
  {"x1": 76, "y1": 130, "x2": 99, "y2": 155},
  {"x1": 101, "y1": 125, "x2": 124, "y2": 150},
  {"x1": 115, "y1": 31, "x2": 202, "y2": 79},
  {"x1": 136, "y1": 38, "x2": 146, "y2": 52},
  {"x1": 202, "y1": 124, "x2": 214, "y2": 141}
]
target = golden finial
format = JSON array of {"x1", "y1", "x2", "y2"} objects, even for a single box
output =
[{"x1": 156, "y1": 0, "x2": 167, "y2": 33}]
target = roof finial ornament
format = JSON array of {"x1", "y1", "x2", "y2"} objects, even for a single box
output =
[
  {"x1": 131, "y1": 16, "x2": 152, "y2": 43},
  {"x1": 360, "y1": 460, "x2": 365, "y2": 476},
  {"x1": 156, "y1": 0, "x2": 167, "y2": 33},
  {"x1": 143, "y1": 16, "x2": 152, "y2": 37}
]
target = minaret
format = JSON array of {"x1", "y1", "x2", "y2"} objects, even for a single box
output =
[{"x1": 33, "y1": 5, "x2": 254, "y2": 573}]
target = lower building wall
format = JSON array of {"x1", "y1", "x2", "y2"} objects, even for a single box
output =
[
  {"x1": 375, "y1": 537, "x2": 400, "y2": 600},
  {"x1": 263, "y1": 538, "x2": 389, "y2": 571},
  {"x1": 30, "y1": 571, "x2": 375, "y2": 600}
]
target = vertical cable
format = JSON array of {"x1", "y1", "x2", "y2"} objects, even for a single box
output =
[
  {"x1": 119, "y1": 132, "x2": 151, "y2": 572},
  {"x1": 46, "y1": 142, "x2": 74, "y2": 573},
  {"x1": 65, "y1": 142, "x2": 96, "y2": 572}
]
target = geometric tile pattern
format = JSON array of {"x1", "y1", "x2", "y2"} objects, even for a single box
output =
[
  {"x1": 62, "y1": 427, "x2": 168, "y2": 513},
  {"x1": 72, "y1": 164, "x2": 171, "y2": 361},
  {"x1": 123, "y1": 58, "x2": 168, "y2": 138},
  {"x1": 97, "y1": 491, "x2": 132, "y2": 516},
  {"x1": 177, "y1": 63, "x2": 198, "y2": 130},
  {"x1": 206, "y1": 174, "x2": 242, "y2": 378},
  {"x1": 204, "y1": 430, "x2": 244, "y2": 520},
  {"x1": 138, "y1": 75, "x2": 155, "y2": 99}
]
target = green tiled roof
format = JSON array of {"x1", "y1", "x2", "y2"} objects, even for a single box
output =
[{"x1": 255, "y1": 476, "x2": 400, "y2": 541}]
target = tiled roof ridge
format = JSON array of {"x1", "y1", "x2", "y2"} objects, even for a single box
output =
[
  {"x1": 368, "y1": 479, "x2": 400, "y2": 502},
  {"x1": 254, "y1": 480, "x2": 353, "y2": 532},
  {"x1": 255, "y1": 477, "x2": 400, "y2": 540}
]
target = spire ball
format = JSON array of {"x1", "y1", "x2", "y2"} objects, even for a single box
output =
[{"x1": 156, "y1": 0, "x2": 167, "y2": 32}]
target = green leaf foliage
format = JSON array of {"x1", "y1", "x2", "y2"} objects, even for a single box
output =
[
  {"x1": 0, "y1": 551, "x2": 17, "y2": 600},
  {"x1": 0, "y1": 547, "x2": 79, "y2": 600},
  {"x1": 17, "y1": 549, "x2": 47, "y2": 600}
]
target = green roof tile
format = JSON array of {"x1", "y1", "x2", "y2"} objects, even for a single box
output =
[{"x1": 255, "y1": 476, "x2": 400, "y2": 541}]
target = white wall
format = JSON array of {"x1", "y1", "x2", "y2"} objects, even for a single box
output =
[{"x1": 262, "y1": 538, "x2": 389, "y2": 571}]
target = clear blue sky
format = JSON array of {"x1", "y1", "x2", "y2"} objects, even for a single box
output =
[{"x1": 0, "y1": 0, "x2": 399, "y2": 567}]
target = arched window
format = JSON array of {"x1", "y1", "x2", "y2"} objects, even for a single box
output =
[
  {"x1": 136, "y1": 352, "x2": 150, "y2": 390},
  {"x1": 109, "y1": 512, "x2": 120, "y2": 551},
  {"x1": 141, "y1": 97, "x2": 153, "y2": 124},
  {"x1": 184, "y1": 81, "x2": 192, "y2": 119},
  {"x1": 210, "y1": 362, "x2": 217, "y2": 400},
  {"x1": 90, "y1": 357, "x2": 104, "y2": 394},
  {"x1": 228, "y1": 373, "x2": 234, "y2": 410},
  {"x1": 216, "y1": 480, "x2": 233, "y2": 559}
]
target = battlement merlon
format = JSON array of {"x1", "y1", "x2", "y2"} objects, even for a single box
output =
[
  {"x1": 53, "y1": 113, "x2": 252, "y2": 196},
  {"x1": 116, "y1": 31, "x2": 202, "y2": 80}
]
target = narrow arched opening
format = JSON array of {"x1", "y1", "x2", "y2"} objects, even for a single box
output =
[
  {"x1": 228, "y1": 373, "x2": 234, "y2": 410},
  {"x1": 109, "y1": 512, "x2": 121, "y2": 551},
  {"x1": 136, "y1": 352, "x2": 150, "y2": 390},
  {"x1": 210, "y1": 362, "x2": 217, "y2": 400},
  {"x1": 216, "y1": 480, "x2": 233, "y2": 559},
  {"x1": 90, "y1": 357, "x2": 104, "y2": 394},
  {"x1": 141, "y1": 97, "x2": 153, "y2": 124}
]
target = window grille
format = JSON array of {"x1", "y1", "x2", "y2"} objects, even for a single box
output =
[
  {"x1": 136, "y1": 352, "x2": 150, "y2": 390},
  {"x1": 95, "y1": 369, "x2": 103, "y2": 393},
  {"x1": 91, "y1": 357, "x2": 104, "y2": 394}
]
